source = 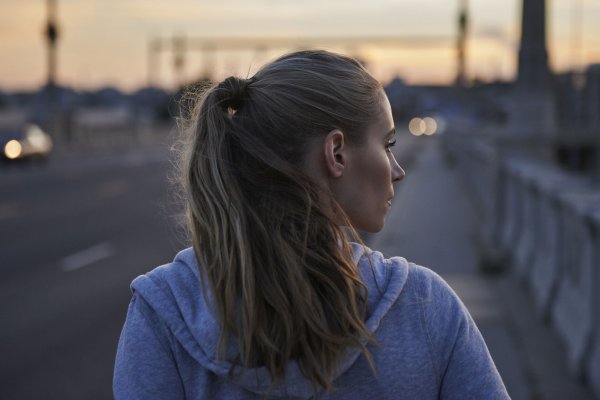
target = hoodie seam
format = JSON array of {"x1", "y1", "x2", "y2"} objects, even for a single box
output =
[
  {"x1": 134, "y1": 293, "x2": 186, "y2": 385},
  {"x1": 133, "y1": 293, "x2": 187, "y2": 396},
  {"x1": 415, "y1": 273, "x2": 441, "y2": 390}
]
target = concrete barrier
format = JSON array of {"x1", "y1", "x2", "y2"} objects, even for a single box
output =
[
  {"x1": 441, "y1": 134, "x2": 503, "y2": 268},
  {"x1": 527, "y1": 175, "x2": 585, "y2": 315},
  {"x1": 443, "y1": 132, "x2": 600, "y2": 395},
  {"x1": 586, "y1": 209, "x2": 600, "y2": 399},
  {"x1": 499, "y1": 159, "x2": 544, "y2": 274},
  {"x1": 70, "y1": 106, "x2": 139, "y2": 148},
  {"x1": 512, "y1": 162, "x2": 557, "y2": 280},
  {"x1": 551, "y1": 192, "x2": 600, "y2": 376},
  {"x1": 498, "y1": 159, "x2": 524, "y2": 259}
]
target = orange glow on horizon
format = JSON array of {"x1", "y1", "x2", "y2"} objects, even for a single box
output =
[{"x1": 0, "y1": 0, "x2": 599, "y2": 91}]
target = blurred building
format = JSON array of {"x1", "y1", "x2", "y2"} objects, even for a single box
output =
[
  {"x1": 503, "y1": 0, "x2": 556, "y2": 145},
  {"x1": 553, "y1": 64, "x2": 600, "y2": 171},
  {"x1": 584, "y1": 65, "x2": 600, "y2": 135}
]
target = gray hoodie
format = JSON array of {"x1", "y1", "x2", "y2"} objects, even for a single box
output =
[{"x1": 114, "y1": 244, "x2": 509, "y2": 399}]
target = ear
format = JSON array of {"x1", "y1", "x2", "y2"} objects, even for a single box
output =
[{"x1": 323, "y1": 129, "x2": 346, "y2": 178}]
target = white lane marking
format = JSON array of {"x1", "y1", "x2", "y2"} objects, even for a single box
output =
[{"x1": 60, "y1": 242, "x2": 115, "y2": 272}]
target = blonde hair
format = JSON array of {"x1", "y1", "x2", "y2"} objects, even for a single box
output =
[{"x1": 177, "y1": 50, "x2": 382, "y2": 392}]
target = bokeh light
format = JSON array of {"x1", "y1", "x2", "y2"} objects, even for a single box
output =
[
  {"x1": 423, "y1": 117, "x2": 438, "y2": 135},
  {"x1": 4, "y1": 140, "x2": 22, "y2": 159},
  {"x1": 409, "y1": 117, "x2": 425, "y2": 136},
  {"x1": 409, "y1": 117, "x2": 440, "y2": 136}
]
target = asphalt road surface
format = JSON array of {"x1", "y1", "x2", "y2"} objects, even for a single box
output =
[
  {"x1": 0, "y1": 146, "x2": 183, "y2": 399},
  {"x1": 0, "y1": 133, "x2": 422, "y2": 399}
]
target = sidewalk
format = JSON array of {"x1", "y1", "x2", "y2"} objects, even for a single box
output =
[{"x1": 369, "y1": 137, "x2": 595, "y2": 400}]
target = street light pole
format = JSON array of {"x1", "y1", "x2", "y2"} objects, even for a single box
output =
[
  {"x1": 456, "y1": 0, "x2": 469, "y2": 87},
  {"x1": 46, "y1": 0, "x2": 59, "y2": 88},
  {"x1": 44, "y1": 0, "x2": 62, "y2": 143}
]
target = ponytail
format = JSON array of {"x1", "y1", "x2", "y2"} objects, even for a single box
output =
[{"x1": 177, "y1": 50, "x2": 381, "y2": 393}]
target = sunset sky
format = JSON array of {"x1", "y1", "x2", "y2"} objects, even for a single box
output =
[{"x1": 1, "y1": 0, "x2": 599, "y2": 91}]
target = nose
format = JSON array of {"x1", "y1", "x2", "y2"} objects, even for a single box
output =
[{"x1": 390, "y1": 153, "x2": 405, "y2": 182}]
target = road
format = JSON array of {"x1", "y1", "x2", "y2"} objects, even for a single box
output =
[
  {"x1": 0, "y1": 144, "x2": 182, "y2": 399},
  {"x1": 0, "y1": 132, "x2": 423, "y2": 399}
]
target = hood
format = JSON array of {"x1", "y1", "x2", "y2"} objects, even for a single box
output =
[{"x1": 131, "y1": 243, "x2": 409, "y2": 399}]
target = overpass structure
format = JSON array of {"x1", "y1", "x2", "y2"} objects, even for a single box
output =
[{"x1": 146, "y1": 34, "x2": 456, "y2": 87}]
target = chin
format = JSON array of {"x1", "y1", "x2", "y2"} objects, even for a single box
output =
[
  {"x1": 357, "y1": 221, "x2": 385, "y2": 234},
  {"x1": 369, "y1": 225, "x2": 385, "y2": 234}
]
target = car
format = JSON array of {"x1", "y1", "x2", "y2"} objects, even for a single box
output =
[{"x1": 0, "y1": 123, "x2": 53, "y2": 162}]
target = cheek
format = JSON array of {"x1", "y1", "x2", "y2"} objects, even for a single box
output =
[
  {"x1": 377, "y1": 155, "x2": 393, "y2": 183},
  {"x1": 366, "y1": 160, "x2": 389, "y2": 188},
  {"x1": 363, "y1": 157, "x2": 392, "y2": 202}
]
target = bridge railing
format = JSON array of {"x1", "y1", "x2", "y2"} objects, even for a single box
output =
[{"x1": 442, "y1": 133, "x2": 600, "y2": 397}]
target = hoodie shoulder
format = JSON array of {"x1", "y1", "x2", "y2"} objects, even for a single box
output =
[
  {"x1": 134, "y1": 248, "x2": 200, "y2": 287},
  {"x1": 128, "y1": 248, "x2": 226, "y2": 370},
  {"x1": 352, "y1": 243, "x2": 444, "y2": 308},
  {"x1": 131, "y1": 248, "x2": 206, "y2": 315}
]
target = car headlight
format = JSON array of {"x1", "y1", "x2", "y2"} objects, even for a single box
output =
[
  {"x1": 4, "y1": 139, "x2": 22, "y2": 159},
  {"x1": 25, "y1": 124, "x2": 53, "y2": 153}
]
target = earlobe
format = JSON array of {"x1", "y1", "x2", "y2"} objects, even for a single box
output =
[{"x1": 323, "y1": 129, "x2": 346, "y2": 178}]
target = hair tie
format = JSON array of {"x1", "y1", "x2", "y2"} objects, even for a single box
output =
[{"x1": 216, "y1": 76, "x2": 255, "y2": 114}]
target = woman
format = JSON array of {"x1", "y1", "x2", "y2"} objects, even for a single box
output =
[{"x1": 114, "y1": 50, "x2": 509, "y2": 399}]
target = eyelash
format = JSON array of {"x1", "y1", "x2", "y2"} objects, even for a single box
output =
[{"x1": 386, "y1": 139, "x2": 396, "y2": 150}]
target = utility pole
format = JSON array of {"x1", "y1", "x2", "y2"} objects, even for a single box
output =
[
  {"x1": 148, "y1": 37, "x2": 160, "y2": 87},
  {"x1": 172, "y1": 35, "x2": 187, "y2": 89},
  {"x1": 456, "y1": 0, "x2": 469, "y2": 87},
  {"x1": 46, "y1": 0, "x2": 59, "y2": 87},
  {"x1": 45, "y1": 0, "x2": 60, "y2": 141}
]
